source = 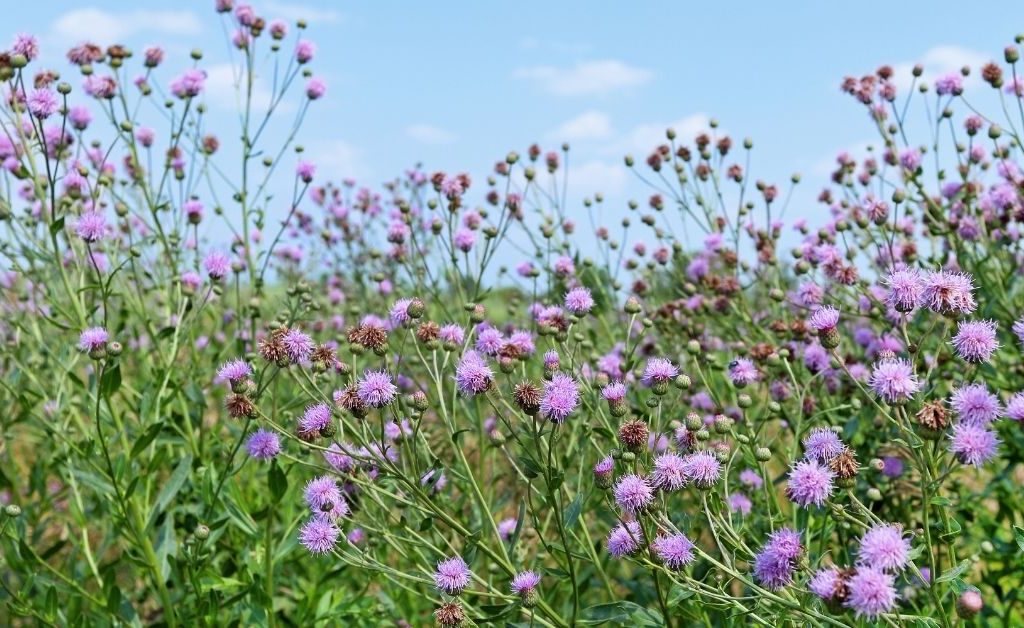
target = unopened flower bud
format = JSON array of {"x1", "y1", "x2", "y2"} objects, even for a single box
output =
[
  {"x1": 755, "y1": 447, "x2": 772, "y2": 461},
  {"x1": 957, "y1": 590, "x2": 983, "y2": 619}
]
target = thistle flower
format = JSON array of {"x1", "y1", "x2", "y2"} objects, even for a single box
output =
[
  {"x1": 808, "y1": 305, "x2": 841, "y2": 347},
  {"x1": 203, "y1": 251, "x2": 231, "y2": 280},
  {"x1": 739, "y1": 469, "x2": 763, "y2": 489},
  {"x1": 951, "y1": 320, "x2": 999, "y2": 363},
  {"x1": 298, "y1": 403, "x2": 332, "y2": 440},
  {"x1": 652, "y1": 533, "x2": 696, "y2": 569},
  {"x1": 728, "y1": 358, "x2": 760, "y2": 387},
  {"x1": 921, "y1": 270, "x2": 976, "y2": 315},
  {"x1": 217, "y1": 359, "x2": 252, "y2": 384},
  {"x1": 433, "y1": 602, "x2": 466, "y2": 627},
  {"x1": 949, "y1": 383, "x2": 1002, "y2": 425},
  {"x1": 753, "y1": 527, "x2": 803, "y2": 590},
  {"x1": 510, "y1": 571, "x2": 541, "y2": 606},
  {"x1": 728, "y1": 492, "x2": 753, "y2": 515},
  {"x1": 884, "y1": 268, "x2": 923, "y2": 312},
  {"x1": 246, "y1": 429, "x2": 280, "y2": 460},
  {"x1": 356, "y1": 370, "x2": 398, "y2": 408},
  {"x1": 298, "y1": 517, "x2": 340, "y2": 555},
  {"x1": 612, "y1": 474, "x2": 654, "y2": 513},
  {"x1": 434, "y1": 556, "x2": 471, "y2": 596},
  {"x1": 1006, "y1": 392, "x2": 1024, "y2": 421},
  {"x1": 618, "y1": 419, "x2": 649, "y2": 452},
  {"x1": 651, "y1": 453, "x2": 688, "y2": 491},
  {"x1": 512, "y1": 380, "x2": 541, "y2": 415},
  {"x1": 539, "y1": 373, "x2": 579, "y2": 422},
  {"x1": 642, "y1": 358, "x2": 678, "y2": 386},
  {"x1": 786, "y1": 460, "x2": 834, "y2": 508},
  {"x1": 27, "y1": 88, "x2": 58, "y2": 119},
  {"x1": 304, "y1": 475, "x2": 348, "y2": 519},
  {"x1": 455, "y1": 351, "x2": 492, "y2": 396},
  {"x1": 77, "y1": 327, "x2": 109, "y2": 352},
  {"x1": 681, "y1": 451, "x2": 722, "y2": 487},
  {"x1": 564, "y1": 286, "x2": 594, "y2": 315},
  {"x1": 593, "y1": 456, "x2": 615, "y2": 488},
  {"x1": 607, "y1": 521, "x2": 643, "y2": 557},
  {"x1": 169, "y1": 68, "x2": 206, "y2": 98},
  {"x1": 844, "y1": 568, "x2": 898, "y2": 618},
  {"x1": 949, "y1": 423, "x2": 999, "y2": 467},
  {"x1": 802, "y1": 427, "x2": 844, "y2": 462},
  {"x1": 867, "y1": 358, "x2": 920, "y2": 403},
  {"x1": 281, "y1": 328, "x2": 315, "y2": 363},
  {"x1": 857, "y1": 524, "x2": 910, "y2": 572},
  {"x1": 808, "y1": 567, "x2": 847, "y2": 601},
  {"x1": 75, "y1": 211, "x2": 106, "y2": 242}
]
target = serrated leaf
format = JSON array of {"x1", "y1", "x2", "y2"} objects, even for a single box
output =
[
  {"x1": 563, "y1": 494, "x2": 583, "y2": 529},
  {"x1": 935, "y1": 559, "x2": 970, "y2": 583}
]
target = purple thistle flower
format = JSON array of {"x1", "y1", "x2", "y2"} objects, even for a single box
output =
[
  {"x1": 802, "y1": 427, "x2": 845, "y2": 461},
  {"x1": 439, "y1": 323, "x2": 465, "y2": 345},
  {"x1": 298, "y1": 517, "x2": 340, "y2": 555},
  {"x1": 77, "y1": 327, "x2": 109, "y2": 352},
  {"x1": 739, "y1": 469, "x2": 763, "y2": 489},
  {"x1": 807, "y1": 305, "x2": 840, "y2": 332},
  {"x1": 681, "y1": 451, "x2": 722, "y2": 487},
  {"x1": 475, "y1": 326, "x2": 504, "y2": 355},
  {"x1": 169, "y1": 68, "x2": 206, "y2": 98},
  {"x1": 642, "y1": 358, "x2": 678, "y2": 386},
  {"x1": 951, "y1": 320, "x2": 999, "y2": 363},
  {"x1": 808, "y1": 567, "x2": 843, "y2": 600},
  {"x1": 1006, "y1": 392, "x2": 1024, "y2": 421},
  {"x1": 453, "y1": 228, "x2": 475, "y2": 252},
  {"x1": 389, "y1": 298, "x2": 412, "y2": 327},
  {"x1": 921, "y1": 270, "x2": 976, "y2": 315},
  {"x1": 593, "y1": 456, "x2": 615, "y2": 487},
  {"x1": 651, "y1": 453, "x2": 688, "y2": 491},
  {"x1": 455, "y1": 350, "x2": 493, "y2": 396},
  {"x1": 868, "y1": 358, "x2": 920, "y2": 403},
  {"x1": 564, "y1": 286, "x2": 594, "y2": 315},
  {"x1": 246, "y1": 429, "x2": 281, "y2": 460},
  {"x1": 602, "y1": 381, "x2": 627, "y2": 403},
  {"x1": 858, "y1": 524, "x2": 910, "y2": 572},
  {"x1": 357, "y1": 370, "x2": 398, "y2": 408},
  {"x1": 543, "y1": 350, "x2": 560, "y2": 371},
  {"x1": 217, "y1": 358, "x2": 252, "y2": 383},
  {"x1": 75, "y1": 211, "x2": 106, "y2": 242},
  {"x1": 1013, "y1": 316, "x2": 1024, "y2": 347},
  {"x1": 306, "y1": 77, "x2": 326, "y2": 99},
  {"x1": 652, "y1": 533, "x2": 696, "y2": 569},
  {"x1": 884, "y1": 268, "x2": 924, "y2": 312},
  {"x1": 497, "y1": 518, "x2": 518, "y2": 539},
  {"x1": 203, "y1": 251, "x2": 231, "y2": 280},
  {"x1": 507, "y1": 330, "x2": 535, "y2": 355},
  {"x1": 434, "y1": 556, "x2": 472, "y2": 595},
  {"x1": 298, "y1": 403, "x2": 332, "y2": 440},
  {"x1": 281, "y1": 328, "x2": 314, "y2": 363},
  {"x1": 728, "y1": 358, "x2": 760, "y2": 386},
  {"x1": 296, "y1": 160, "x2": 316, "y2": 183},
  {"x1": 949, "y1": 423, "x2": 999, "y2": 467},
  {"x1": 845, "y1": 568, "x2": 898, "y2": 618},
  {"x1": 304, "y1": 475, "x2": 346, "y2": 515},
  {"x1": 949, "y1": 383, "x2": 1002, "y2": 425},
  {"x1": 606, "y1": 521, "x2": 643, "y2": 557},
  {"x1": 613, "y1": 474, "x2": 654, "y2": 513},
  {"x1": 11, "y1": 33, "x2": 39, "y2": 60},
  {"x1": 510, "y1": 571, "x2": 541, "y2": 596},
  {"x1": 540, "y1": 373, "x2": 579, "y2": 422},
  {"x1": 786, "y1": 460, "x2": 834, "y2": 508},
  {"x1": 752, "y1": 528, "x2": 803, "y2": 590},
  {"x1": 27, "y1": 88, "x2": 58, "y2": 119},
  {"x1": 323, "y1": 442, "x2": 355, "y2": 472},
  {"x1": 728, "y1": 492, "x2": 752, "y2": 515}
]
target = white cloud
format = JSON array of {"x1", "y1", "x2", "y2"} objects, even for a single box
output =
[
  {"x1": 51, "y1": 8, "x2": 201, "y2": 45},
  {"x1": 306, "y1": 139, "x2": 365, "y2": 180},
  {"x1": 614, "y1": 113, "x2": 712, "y2": 157},
  {"x1": 890, "y1": 45, "x2": 989, "y2": 93},
  {"x1": 514, "y1": 60, "x2": 653, "y2": 95},
  {"x1": 406, "y1": 124, "x2": 457, "y2": 144},
  {"x1": 570, "y1": 160, "x2": 627, "y2": 196},
  {"x1": 264, "y1": 2, "x2": 344, "y2": 24},
  {"x1": 549, "y1": 110, "x2": 613, "y2": 142}
]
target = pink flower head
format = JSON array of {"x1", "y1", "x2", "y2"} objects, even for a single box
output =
[
  {"x1": 434, "y1": 556, "x2": 471, "y2": 595},
  {"x1": 564, "y1": 286, "x2": 594, "y2": 315},
  {"x1": 540, "y1": 373, "x2": 579, "y2": 422},
  {"x1": 950, "y1": 319, "x2": 998, "y2": 363},
  {"x1": 868, "y1": 358, "x2": 920, "y2": 403},
  {"x1": 203, "y1": 251, "x2": 231, "y2": 280},
  {"x1": 786, "y1": 460, "x2": 834, "y2": 507},
  {"x1": 170, "y1": 69, "x2": 206, "y2": 99},
  {"x1": 75, "y1": 211, "x2": 106, "y2": 242},
  {"x1": 652, "y1": 534, "x2": 696, "y2": 569},
  {"x1": 807, "y1": 305, "x2": 840, "y2": 332},
  {"x1": 78, "y1": 327, "x2": 109, "y2": 352},
  {"x1": 949, "y1": 423, "x2": 999, "y2": 467},
  {"x1": 921, "y1": 270, "x2": 976, "y2": 315}
]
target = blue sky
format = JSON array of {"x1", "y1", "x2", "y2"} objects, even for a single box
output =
[{"x1": 7, "y1": 1, "x2": 1024, "y2": 244}]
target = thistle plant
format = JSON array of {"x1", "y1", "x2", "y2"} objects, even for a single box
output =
[{"x1": 1, "y1": 3, "x2": 1024, "y2": 627}]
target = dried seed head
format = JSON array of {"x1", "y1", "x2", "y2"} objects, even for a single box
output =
[
  {"x1": 416, "y1": 321, "x2": 440, "y2": 343},
  {"x1": 226, "y1": 393, "x2": 256, "y2": 419},
  {"x1": 513, "y1": 380, "x2": 542, "y2": 415},
  {"x1": 829, "y1": 447, "x2": 860, "y2": 479},
  {"x1": 916, "y1": 400, "x2": 949, "y2": 432},
  {"x1": 618, "y1": 419, "x2": 649, "y2": 453}
]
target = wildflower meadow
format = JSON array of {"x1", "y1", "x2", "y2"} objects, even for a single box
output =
[{"x1": 3, "y1": 2, "x2": 1024, "y2": 627}]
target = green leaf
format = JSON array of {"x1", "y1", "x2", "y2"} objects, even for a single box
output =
[
  {"x1": 563, "y1": 494, "x2": 583, "y2": 529},
  {"x1": 1014, "y1": 525, "x2": 1024, "y2": 553},
  {"x1": 100, "y1": 363, "x2": 122, "y2": 397},
  {"x1": 49, "y1": 216, "x2": 65, "y2": 237},
  {"x1": 268, "y1": 460, "x2": 287, "y2": 504},
  {"x1": 131, "y1": 423, "x2": 163, "y2": 458},
  {"x1": 518, "y1": 456, "x2": 542, "y2": 479},
  {"x1": 935, "y1": 559, "x2": 970, "y2": 583},
  {"x1": 151, "y1": 454, "x2": 192, "y2": 523}
]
